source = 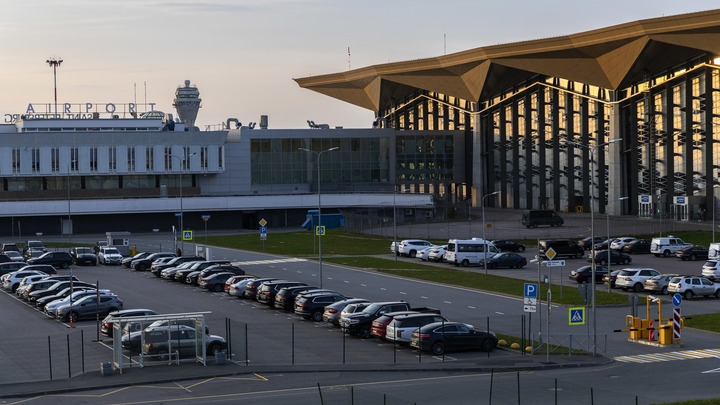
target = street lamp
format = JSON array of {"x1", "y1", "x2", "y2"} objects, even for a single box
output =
[
  {"x1": 482, "y1": 191, "x2": 500, "y2": 274},
  {"x1": 393, "y1": 187, "x2": 410, "y2": 262},
  {"x1": 299, "y1": 146, "x2": 339, "y2": 287},
  {"x1": 561, "y1": 137, "x2": 622, "y2": 356},
  {"x1": 171, "y1": 152, "x2": 196, "y2": 255},
  {"x1": 46, "y1": 57, "x2": 63, "y2": 116},
  {"x1": 66, "y1": 160, "x2": 76, "y2": 244},
  {"x1": 713, "y1": 185, "x2": 720, "y2": 244},
  {"x1": 606, "y1": 196, "x2": 628, "y2": 292}
]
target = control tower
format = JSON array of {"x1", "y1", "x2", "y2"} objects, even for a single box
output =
[{"x1": 173, "y1": 80, "x2": 202, "y2": 130}]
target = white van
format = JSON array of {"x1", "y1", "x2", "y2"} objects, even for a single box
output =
[
  {"x1": 708, "y1": 243, "x2": 720, "y2": 260},
  {"x1": 650, "y1": 236, "x2": 692, "y2": 257},
  {"x1": 444, "y1": 238, "x2": 498, "y2": 267}
]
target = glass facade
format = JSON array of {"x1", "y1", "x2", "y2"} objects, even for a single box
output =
[{"x1": 396, "y1": 134, "x2": 454, "y2": 181}]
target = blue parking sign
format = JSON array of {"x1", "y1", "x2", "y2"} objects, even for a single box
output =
[{"x1": 524, "y1": 283, "x2": 537, "y2": 298}]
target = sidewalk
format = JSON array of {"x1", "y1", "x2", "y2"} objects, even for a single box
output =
[{"x1": 0, "y1": 351, "x2": 612, "y2": 398}]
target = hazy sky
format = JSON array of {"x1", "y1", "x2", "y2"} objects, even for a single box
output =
[{"x1": 1, "y1": 1, "x2": 719, "y2": 129}]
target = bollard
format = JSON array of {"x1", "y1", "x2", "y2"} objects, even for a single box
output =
[{"x1": 100, "y1": 362, "x2": 112, "y2": 376}]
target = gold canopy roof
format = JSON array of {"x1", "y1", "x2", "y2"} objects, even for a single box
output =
[{"x1": 294, "y1": 9, "x2": 720, "y2": 112}]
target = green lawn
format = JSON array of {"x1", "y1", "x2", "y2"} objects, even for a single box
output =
[{"x1": 683, "y1": 313, "x2": 720, "y2": 333}]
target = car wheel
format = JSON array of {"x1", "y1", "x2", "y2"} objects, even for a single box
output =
[
  {"x1": 690, "y1": 254, "x2": 696, "y2": 261},
  {"x1": 431, "y1": 342, "x2": 444, "y2": 355},
  {"x1": 359, "y1": 326, "x2": 372, "y2": 339},
  {"x1": 480, "y1": 338, "x2": 496, "y2": 352},
  {"x1": 662, "y1": 286, "x2": 669, "y2": 295},
  {"x1": 213, "y1": 284, "x2": 223, "y2": 292},
  {"x1": 208, "y1": 342, "x2": 223, "y2": 356},
  {"x1": 61, "y1": 262, "x2": 69, "y2": 269},
  {"x1": 461, "y1": 260, "x2": 469, "y2": 267},
  {"x1": 633, "y1": 283, "x2": 643, "y2": 293},
  {"x1": 137, "y1": 264, "x2": 146, "y2": 272},
  {"x1": 311, "y1": 310, "x2": 323, "y2": 322},
  {"x1": 663, "y1": 250, "x2": 671, "y2": 257},
  {"x1": 623, "y1": 258, "x2": 630, "y2": 264},
  {"x1": 715, "y1": 290, "x2": 720, "y2": 298},
  {"x1": 684, "y1": 290, "x2": 694, "y2": 300},
  {"x1": 67, "y1": 312, "x2": 78, "y2": 322},
  {"x1": 517, "y1": 246, "x2": 525, "y2": 252},
  {"x1": 599, "y1": 260, "x2": 607, "y2": 266},
  {"x1": 409, "y1": 250, "x2": 417, "y2": 258},
  {"x1": 489, "y1": 263, "x2": 497, "y2": 269},
  {"x1": 575, "y1": 252, "x2": 582, "y2": 259}
]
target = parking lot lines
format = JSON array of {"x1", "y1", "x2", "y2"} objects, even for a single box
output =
[
  {"x1": 232, "y1": 258, "x2": 307, "y2": 266},
  {"x1": 614, "y1": 348, "x2": 720, "y2": 363}
]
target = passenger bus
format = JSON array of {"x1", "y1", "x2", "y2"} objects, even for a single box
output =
[{"x1": 444, "y1": 238, "x2": 498, "y2": 267}]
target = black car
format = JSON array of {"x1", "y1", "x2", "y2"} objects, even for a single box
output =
[
  {"x1": 409, "y1": 322, "x2": 497, "y2": 355},
  {"x1": 675, "y1": 245, "x2": 709, "y2": 261},
  {"x1": 198, "y1": 272, "x2": 236, "y2": 292},
  {"x1": 122, "y1": 252, "x2": 151, "y2": 268},
  {"x1": 273, "y1": 285, "x2": 319, "y2": 311},
  {"x1": 256, "y1": 280, "x2": 307, "y2": 306},
  {"x1": 28, "y1": 279, "x2": 94, "y2": 303},
  {"x1": 578, "y1": 237, "x2": 606, "y2": 250},
  {"x1": 491, "y1": 240, "x2": 526, "y2": 252},
  {"x1": 483, "y1": 252, "x2": 527, "y2": 269},
  {"x1": 294, "y1": 291, "x2": 346, "y2": 321},
  {"x1": 195, "y1": 264, "x2": 245, "y2": 283},
  {"x1": 568, "y1": 265, "x2": 609, "y2": 283},
  {"x1": 131, "y1": 252, "x2": 176, "y2": 272},
  {"x1": 27, "y1": 251, "x2": 73, "y2": 269},
  {"x1": 622, "y1": 239, "x2": 651, "y2": 254},
  {"x1": 587, "y1": 250, "x2": 631, "y2": 265},
  {"x1": 151, "y1": 255, "x2": 206, "y2": 276},
  {"x1": 243, "y1": 278, "x2": 280, "y2": 300},
  {"x1": 70, "y1": 247, "x2": 97, "y2": 266},
  {"x1": 175, "y1": 260, "x2": 231, "y2": 283}
]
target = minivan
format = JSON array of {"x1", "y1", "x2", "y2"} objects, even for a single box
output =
[
  {"x1": 538, "y1": 239, "x2": 584, "y2": 259},
  {"x1": 522, "y1": 210, "x2": 564, "y2": 228}
]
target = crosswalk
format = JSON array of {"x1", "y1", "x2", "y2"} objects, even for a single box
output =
[
  {"x1": 615, "y1": 348, "x2": 720, "y2": 363},
  {"x1": 231, "y1": 258, "x2": 307, "y2": 266}
]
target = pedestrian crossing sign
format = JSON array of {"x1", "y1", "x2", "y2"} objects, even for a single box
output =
[
  {"x1": 183, "y1": 230, "x2": 193, "y2": 241},
  {"x1": 569, "y1": 307, "x2": 585, "y2": 325}
]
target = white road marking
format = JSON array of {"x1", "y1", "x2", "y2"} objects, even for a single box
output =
[
  {"x1": 361, "y1": 284, "x2": 367, "y2": 287},
  {"x1": 495, "y1": 311, "x2": 504, "y2": 315},
  {"x1": 468, "y1": 306, "x2": 476, "y2": 309},
  {"x1": 420, "y1": 296, "x2": 428, "y2": 299},
  {"x1": 443, "y1": 301, "x2": 452, "y2": 304},
  {"x1": 399, "y1": 292, "x2": 407, "y2": 295}
]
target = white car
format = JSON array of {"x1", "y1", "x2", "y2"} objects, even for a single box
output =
[
  {"x1": 397, "y1": 240, "x2": 433, "y2": 258},
  {"x1": 14, "y1": 275, "x2": 46, "y2": 297},
  {"x1": 98, "y1": 247, "x2": 123, "y2": 265},
  {"x1": 668, "y1": 276, "x2": 720, "y2": 300},
  {"x1": 2, "y1": 270, "x2": 48, "y2": 292},
  {"x1": 386, "y1": 313, "x2": 447, "y2": 343},
  {"x1": 609, "y1": 237, "x2": 635, "y2": 250},
  {"x1": 650, "y1": 236, "x2": 692, "y2": 257},
  {"x1": 614, "y1": 268, "x2": 661, "y2": 292},
  {"x1": 45, "y1": 289, "x2": 112, "y2": 315},
  {"x1": 4, "y1": 251, "x2": 25, "y2": 262},
  {"x1": 427, "y1": 245, "x2": 448, "y2": 262},
  {"x1": 228, "y1": 277, "x2": 258, "y2": 297},
  {"x1": 417, "y1": 246, "x2": 435, "y2": 261},
  {"x1": 701, "y1": 260, "x2": 720, "y2": 281}
]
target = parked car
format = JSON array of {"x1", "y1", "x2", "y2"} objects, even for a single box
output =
[
  {"x1": 142, "y1": 325, "x2": 227, "y2": 358},
  {"x1": 593, "y1": 239, "x2": 615, "y2": 251},
  {"x1": 28, "y1": 279, "x2": 93, "y2": 303},
  {"x1": 101, "y1": 309, "x2": 158, "y2": 337},
  {"x1": 224, "y1": 275, "x2": 255, "y2": 292},
  {"x1": 675, "y1": 245, "x2": 709, "y2": 261},
  {"x1": 4, "y1": 251, "x2": 24, "y2": 262},
  {"x1": 587, "y1": 250, "x2": 631, "y2": 265},
  {"x1": 667, "y1": 275, "x2": 720, "y2": 299},
  {"x1": 243, "y1": 278, "x2": 280, "y2": 300},
  {"x1": 55, "y1": 294, "x2": 124, "y2": 322},
  {"x1": 386, "y1": 313, "x2": 449, "y2": 343},
  {"x1": 122, "y1": 252, "x2": 151, "y2": 268},
  {"x1": 272, "y1": 285, "x2": 318, "y2": 310},
  {"x1": 370, "y1": 311, "x2": 418, "y2": 339},
  {"x1": 522, "y1": 210, "x2": 563, "y2": 228},
  {"x1": 256, "y1": 280, "x2": 307, "y2": 305},
  {"x1": 701, "y1": 260, "x2": 720, "y2": 281},
  {"x1": 483, "y1": 252, "x2": 527, "y2": 269},
  {"x1": 23, "y1": 240, "x2": 47, "y2": 259},
  {"x1": 417, "y1": 246, "x2": 435, "y2": 261},
  {"x1": 492, "y1": 240, "x2": 526, "y2": 252},
  {"x1": 27, "y1": 251, "x2": 73, "y2": 269},
  {"x1": 195, "y1": 264, "x2": 245, "y2": 284},
  {"x1": 294, "y1": 291, "x2": 347, "y2": 321},
  {"x1": 538, "y1": 240, "x2": 584, "y2": 259},
  {"x1": 603, "y1": 269, "x2": 622, "y2": 288},
  {"x1": 0, "y1": 262, "x2": 27, "y2": 277},
  {"x1": 609, "y1": 237, "x2": 636, "y2": 250},
  {"x1": 396, "y1": 240, "x2": 434, "y2": 258},
  {"x1": 160, "y1": 261, "x2": 200, "y2": 280},
  {"x1": 578, "y1": 236, "x2": 606, "y2": 250},
  {"x1": 409, "y1": 322, "x2": 497, "y2": 355},
  {"x1": 98, "y1": 247, "x2": 123, "y2": 265},
  {"x1": 615, "y1": 268, "x2": 661, "y2": 292},
  {"x1": 93, "y1": 240, "x2": 108, "y2": 255},
  {"x1": 568, "y1": 265, "x2": 609, "y2": 284},
  {"x1": 228, "y1": 277, "x2": 259, "y2": 298},
  {"x1": 21, "y1": 277, "x2": 79, "y2": 301},
  {"x1": 44, "y1": 289, "x2": 112, "y2": 315},
  {"x1": 198, "y1": 272, "x2": 236, "y2": 292},
  {"x1": 323, "y1": 298, "x2": 370, "y2": 326},
  {"x1": 622, "y1": 239, "x2": 651, "y2": 254},
  {"x1": 131, "y1": 252, "x2": 176, "y2": 272},
  {"x1": 14, "y1": 275, "x2": 46, "y2": 297},
  {"x1": 427, "y1": 245, "x2": 448, "y2": 262},
  {"x1": 122, "y1": 319, "x2": 203, "y2": 353},
  {"x1": 70, "y1": 247, "x2": 97, "y2": 266},
  {"x1": 2, "y1": 268, "x2": 55, "y2": 292},
  {"x1": 176, "y1": 260, "x2": 232, "y2": 284},
  {"x1": 337, "y1": 301, "x2": 372, "y2": 326},
  {"x1": 151, "y1": 255, "x2": 206, "y2": 276},
  {"x1": 650, "y1": 236, "x2": 692, "y2": 257},
  {"x1": 1, "y1": 243, "x2": 20, "y2": 252},
  {"x1": 36, "y1": 286, "x2": 94, "y2": 309},
  {"x1": 644, "y1": 274, "x2": 678, "y2": 295}
]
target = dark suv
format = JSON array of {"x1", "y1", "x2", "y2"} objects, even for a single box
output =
[
  {"x1": 131, "y1": 252, "x2": 176, "y2": 272},
  {"x1": 273, "y1": 286, "x2": 319, "y2": 311},
  {"x1": 294, "y1": 291, "x2": 347, "y2": 321},
  {"x1": 151, "y1": 255, "x2": 205, "y2": 276},
  {"x1": 27, "y1": 251, "x2": 73, "y2": 269},
  {"x1": 538, "y1": 240, "x2": 584, "y2": 259},
  {"x1": 256, "y1": 280, "x2": 307, "y2": 306},
  {"x1": 70, "y1": 247, "x2": 97, "y2": 266}
]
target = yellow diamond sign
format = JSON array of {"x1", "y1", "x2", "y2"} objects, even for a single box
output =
[
  {"x1": 546, "y1": 247, "x2": 557, "y2": 260},
  {"x1": 259, "y1": 218, "x2": 267, "y2": 227}
]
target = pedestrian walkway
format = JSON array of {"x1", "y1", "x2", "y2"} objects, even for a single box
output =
[{"x1": 614, "y1": 348, "x2": 720, "y2": 363}]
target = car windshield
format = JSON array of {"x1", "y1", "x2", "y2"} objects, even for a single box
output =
[
  {"x1": 362, "y1": 303, "x2": 383, "y2": 314},
  {"x1": 76, "y1": 248, "x2": 92, "y2": 254},
  {"x1": 649, "y1": 275, "x2": 664, "y2": 280},
  {"x1": 618, "y1": 270, "x2": 636, "y2": 276},
  {"x1": 104, "y1": 248, "x2": 120, "y2": 255},
  {"x1": 28, "y1": 242, "x2": 44, "y2": 248}
]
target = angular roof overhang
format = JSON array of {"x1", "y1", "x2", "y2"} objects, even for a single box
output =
[{"x1": 294, "y1": 9, "x2": 720, "y2": 112}]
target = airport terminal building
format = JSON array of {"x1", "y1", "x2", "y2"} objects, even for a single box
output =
[
  {"x1": 2, "y1": 10, "x2": 720, "y2": 236},
  {"x1": 296, "y1": 9, "x2": 720, "y2": 222}
]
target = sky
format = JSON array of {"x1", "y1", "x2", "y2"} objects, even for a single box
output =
[{"x1": 1, "y1": 1, "x2": 719, "y2": 130}]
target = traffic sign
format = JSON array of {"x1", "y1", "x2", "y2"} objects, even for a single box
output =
[
  {"x1": 183, "y1": 230, "x2": 192, "y2": 241},
  {"x1": 524, "y1": 283, "x2": 538, "y2": 298},
  {"x1": 260, "y1": 226, "x2": 267, "y2": 234},
  {"x1": 523, "y1": 298, "x2": 537, "y2": 305},
  {"x1": 259, "y1": 218, "x2": 267, "y2": 227},
  {"x1": 523, "y1": 305, "x2": 537, "y2": 313},
  {"x1": 175, "y1": 213, "x2": 182, "y2": 217},
  {"x1": 316, "y1": 226, "x2": 326, "y2": 236},
  {"x1": 569, "y1": 307, "x2": 585, "y2": 325},
  {"x1": 546, "y1": 260, "x2": 565, "y2": 267},
  {"x1": 672, "y1": 293, "x2": 682, "y2": 307},
  {"x1": 201, "y1": 215, "x2": 211, "y2": 220},
  {"x1": 545, "y1": 247, "x2": 557, "y2": 260}
]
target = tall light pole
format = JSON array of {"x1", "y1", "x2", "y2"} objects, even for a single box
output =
[
  {"x1": 482, "y1": 191, "x2": 500, "y2": 274},
  {"x1": 561, "y1": 137, "x2": 622, "y2": 356},
  {"x1": 393, "y1": 187, "x2": 409, "y2": 262},
  {"x1": 66, "y1": 160, "x2": 76, "y2": 244},
  {"x1": 713, "y1": 185, "x2": 720, "y2": 244},
  {"x1": 606, "y1": 196, "x2": 628, "y2": 292},
  {"x1": 46, "y1": 57, "x2": 63, "y2": 116},
  {"x1": 171, "y1": 152, "x2": 196, "y2": 255},
  {"x1": 299, "y1": 146, "x2": 339, "y2": 287}
]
